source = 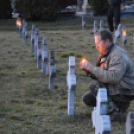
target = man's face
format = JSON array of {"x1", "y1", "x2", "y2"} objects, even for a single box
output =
[{"x1": 95, "y1": 35, "x2": 110, "y2": 54}]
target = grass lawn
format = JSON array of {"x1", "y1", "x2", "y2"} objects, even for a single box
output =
[{"x1": 0, "y1": 18, "x2": 134, "y2": 134}]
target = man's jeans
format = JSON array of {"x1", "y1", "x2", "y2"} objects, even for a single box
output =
[
  {"x1": 107, "y1": 5, "x2": 120, "y2": 32},
  {"x1": 82, "y1": 80, "x2": 132, "y2": 114}
]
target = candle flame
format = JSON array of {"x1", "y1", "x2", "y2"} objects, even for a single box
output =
[
  {"x1": 82, "y1": 58, "x2": 87, "y2": 63},
  {"x1": 123, "y1": 30, "x2": 126, "y2": 36},
  {"x1": 80, "y1": 58, "x2": 87, "y2": 66}
]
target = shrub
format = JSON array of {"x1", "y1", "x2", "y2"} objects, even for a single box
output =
[
  {"x1": 14, "y1": 0, "x2": 60, "y2": 20},
  {"x1": 89, "y1": 0, "x2": 108, "y2": 16},
  {"x1": 0, "y1": 0, "x2": 12, "y2": 19}
]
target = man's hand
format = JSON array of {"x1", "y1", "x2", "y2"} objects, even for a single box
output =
[
  {"x1": 80, "y1": 59, "x2": 97, "y2": 79},
  {"x1": 79, "y1": 60, "x2": 92, "y2": 72}
]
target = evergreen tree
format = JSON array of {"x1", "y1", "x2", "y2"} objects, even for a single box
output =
[
  {"x1": 15, "y1": 0, "x2": 60, "y2": 20},
  {"x1": 0, "y1": 0, "x2": 12, "y2": 19}
]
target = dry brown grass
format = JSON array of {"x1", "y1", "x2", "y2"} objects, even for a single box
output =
[{"x1": 0, "y1": 18, "x2": 134, "y2": 134}]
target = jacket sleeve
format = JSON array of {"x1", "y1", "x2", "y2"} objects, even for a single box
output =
[{"x1": 88, "y1": 53, "x2": 127, "y2": 84}]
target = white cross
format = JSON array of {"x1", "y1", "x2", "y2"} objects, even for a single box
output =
[
  {"x1": 24, "y1": 23, "x2": 28, "y2": 45},
  {"x1": 37, "y1": 36, "x2": 42, "y2": 69},
  {"x1": 100, "y1": 20, "x2": 104, "y2": 30},
  {"x1": 34, "y1": 29, "x2": 39, "y2": 60},
  {"x1": 67, "y1": 56, "x2": 76, "y2": 116},
  {"x1": 133, "y1": 34, "x2": 134, "y2": 51},
  {"x1": 92, "y1": 88, "x2": 111, "y2": 134},
  {"x1": 22, "y1": 19, "x2": 25, "y2": 40},
  {"x1": 48, "y1": 50, "x2": 56, "y2": 89},
  {"x1": 122, "y1": 25, "x2": 127, "y2": 47},
  {"x1": 93, "y1": 20, "x2": 98, "y2": 36},
  {"x1": 31, "y1": 25, "x2": 36, "y2": 52},
  {"x1": 114, "y1": 24, "x2": 121, "y2": 44},
  {"x1": 82, "y1": 16, "x2": 86, "y2": 31},
  {"x1": 42, "y1": 38, "x2": 48, "y2": 75},
  {"x1": 19, "y1": 20, "x2": 22, "y2": 38},
  {"x1": 126, "y1": 112, "x2": 134, "y2": 134}
]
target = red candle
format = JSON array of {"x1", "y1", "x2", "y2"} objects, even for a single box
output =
[{"x1": 123, "y1": 30, "x2": 126, "y2": 36}]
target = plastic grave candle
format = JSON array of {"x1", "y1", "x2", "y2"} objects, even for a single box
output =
[
  {"x1": 67, "y1": 56, "x2": 76, "y2": 116},
  {"x1": 24, "y1": 23, "x2": 28, "y2": 45},
  {"x1": 34, "y1": 29, "x2": 39, "y2": 60},
  {"x1": 42, "y1": 38, "x2": 48, "y2": 75},
  {"x1": 93, "y1": 20, "x2": 98, "y2": 36},
  {"x1": 114, "y1": 24, "x2": 121, "y2": 45},
  {"x1": 48, "y1": 50, "x2": 56, "y2": 89},
  {"x1": 92, "y1": 88, "x2": 111, "y2": 134},
  {"x1": 100, "y1": 20, "x2": 103, "y2": 30},
  {"x1": 126, "y1": 112, "x2": 134, "y2": 134},
  {"x1": 37, "y1": 36, "x2": 42, "y2": 69},
  {"x1": 31, "y1": 25, "x2": 36, "y2": 52},
  {"x1": 122, "y1": 26, "x2": 127, "y2": 47},
  {"x1": 82, "y1": 16, "x2": 86, "y2": 31}
]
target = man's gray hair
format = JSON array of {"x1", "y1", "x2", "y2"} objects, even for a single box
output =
[{"x1": 95, "y1": 29, "x2": 113, "y2": 44}]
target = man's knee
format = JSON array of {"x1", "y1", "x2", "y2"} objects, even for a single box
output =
[
  {"x1": 82, "y1": 92, "x2": 96, "y2": 107},
  {"x1": 89, "y1": 81, "x2": 105, "y2": 96}
]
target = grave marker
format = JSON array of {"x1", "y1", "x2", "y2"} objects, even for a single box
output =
[
  {"x1": 126, "y1": 112, "x2": 134, "y2": 134},
  {"x1": 122, "y1": 26, "x2": 127, "y2": 47},
  {"x1": 16, "y1": 19, "x2": 19, "y2": 33},
  {"x1": 100, "y1": 20, "x2": 104, "y2": 30},
  {"x1": 31, "y1": 25, "x2": 36, "y2": 52},
  {"x1": 92, "y1": 88, "x2": 111, "y2": 134},
  {"x1": 67, "y1": 56, "x2": 76, "y2": 116},
  {"x1": 24, "y1": 23, "x2": 28, "y2": 45},
  {"x1": 114, "y1": 24, "x2": 121, "y2": 44},
  {"x1": 82, "y1": 16, "x2": 86, "y2": 31},
  {"x1": 77, "y1": 0, "x2": 83, "y2": 11},
  {"x1": 34, "y1": 29, "x2": 39, "y2": 60},
  {"x1": 133, "y1": 34, "x2": 134, "y2": 51},
  {"x1": 82, "y1": 0, "x2": 91, "y2": 13},
  {"x1": 42, "y1": 38, "x2": 48, "y2": 75},
  {"x1": 37, "y1": 36, "x2": 42, "y2": 69},
  {"x1": 93, "y1": 20, "x2": 98, "y2": 36},
  {"x1": 18, "y1": 20, "x2": 22, "y2": 37},
  {"x1": 48, "y1": 50, "x2": 56, "y2": 89},
  {"x1": 22, "y1": 19, "x2": 25, "y2": 40}
]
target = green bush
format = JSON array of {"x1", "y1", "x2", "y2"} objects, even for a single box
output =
[
  {"x1": 15, "y1": 0, "x2": 60, "y2": 20},
  {"x1": 0, "y1": 0, "x2": 12, "y2": 19},
  {"x1": 89, "y1": 0, "x2": 108, "y2": 16}
]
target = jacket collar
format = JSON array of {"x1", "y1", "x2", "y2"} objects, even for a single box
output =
[
  {"x1": 96, "y1": 43, "x2": 115, "y2": 66},
  {"x1": 101, "y1": 43, "x2": 115, "y2": 58}
]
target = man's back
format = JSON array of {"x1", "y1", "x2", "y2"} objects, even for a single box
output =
[{"x1": 106, "y1": 45, "x2": 134, "y2": 95}]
